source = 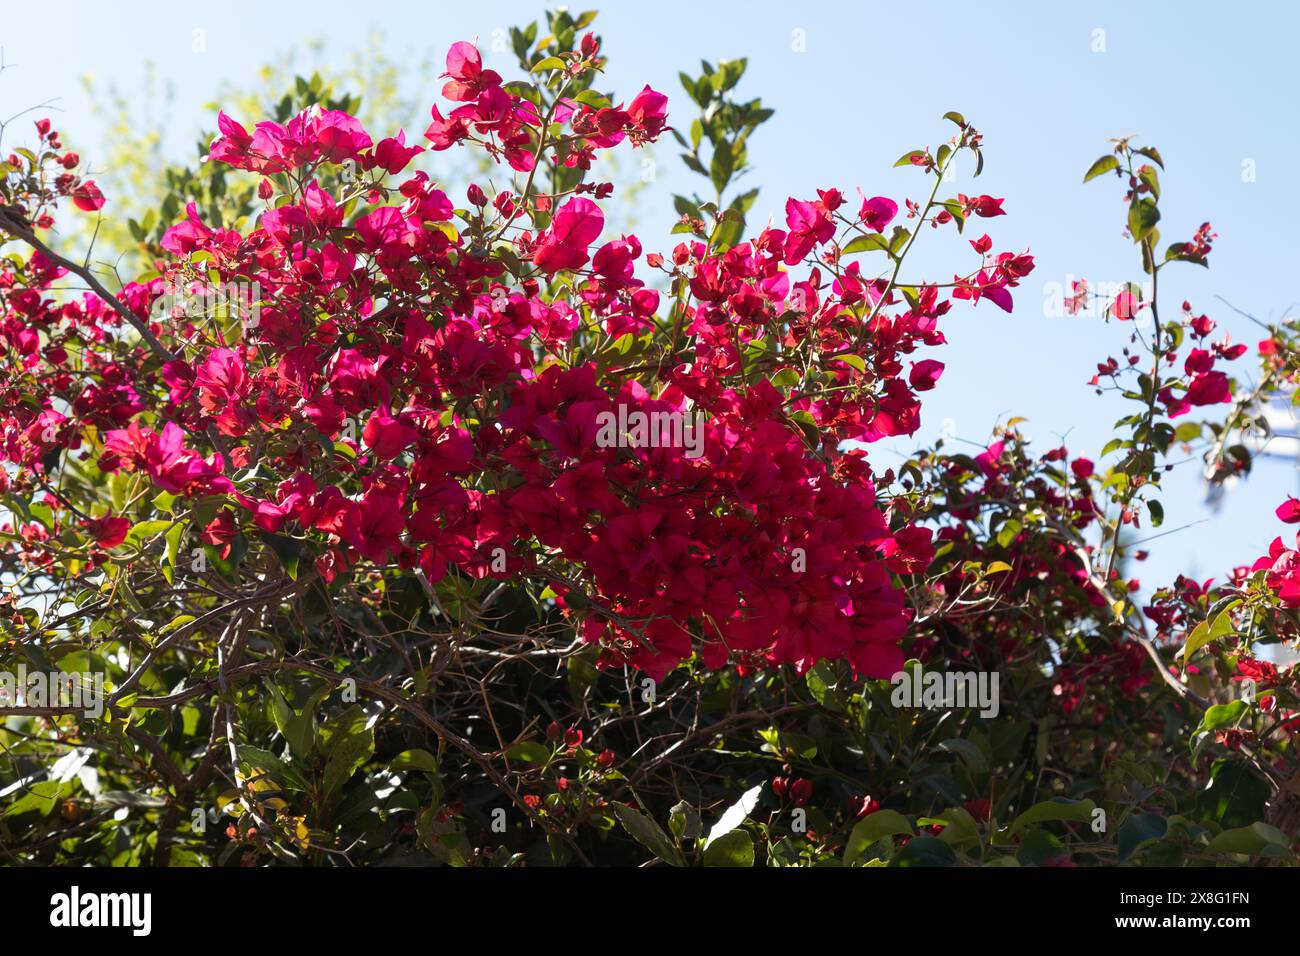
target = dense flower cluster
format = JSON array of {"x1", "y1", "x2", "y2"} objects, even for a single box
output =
[{"x1": 0, "y1": 37, "x2": 1036, "y2": 683}]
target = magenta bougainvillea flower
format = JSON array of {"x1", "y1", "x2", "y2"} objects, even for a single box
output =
[{"x1": 532, "y1": 198, "x2": 605, "y2": 273}]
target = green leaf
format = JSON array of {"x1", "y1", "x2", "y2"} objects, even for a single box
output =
[
  {"x1": 703, "y1": 828, "x2": 754, "y2": 866},
  {"x1": 1194, "y1": 759, "x2": 1269, "y2": 829},
  {"x1": 1137, "y1": 165, "x2": 1160, "y2": 200},
  {"x1": 844, "y1": 809, "x2": 912, "y2": 864},
  {"x1": 805, "y1": 660, "x2": 844, "y2": 711},
  {"x1": 827, "y1": 352, "x2": 866, "y2": 374},
  {"x1": 771, "y1": 368, "x2": 801, "y2": 390},
  {"x1": 1008, "y1": 798, "x2": 1095, "y2": 835},
  {"x1": 611, "y1": 802, "x2": 684, "y2": 865},
  {"x1": 163, "y1": 521, "x2": 185, "y2": 585},
  {"x1": 679, "y1": 72, "x2": 708, "y2": 108},
  {"x1": 887, "y1": 225, "x2": 910, "y2": 255},
  {"x1": 319, "y1": 707, "x2": 375, "y2": 797},
  {"x1": 728, "y1": 187, "x2": 760, "y2": 216},
  {"x1": 842, "y1": 233, "x2": 890, "y2": 255},
  {"x1": 931, "y1": 807, "x2": 981, "y2": 849},
  {"x1": 3, "y1": 780, "x2": 73, "y2": 818},
  {"x1": 390, "y1": 749, "x2": 440, "y2": 774},
  {"x1": 1134, "y1": 145, "x2": 1164, "y2": 169},
  {"x1": 1083, "y1": 154, "x2": 1120, "y2": 182},
  {"x1": 157, "y1": 614, "x2": 196, "y2": 636},
  {"x1": 1117, "y1": 812, "x2": 1167, "y2": 862},
  {"x1": 709, "y1": 141, "x2": 734, "y2": 197},
  {"x1": 530, "y1": 56, "x2": 566, "y2": 73},
  {"x1": 995, "y1": 518, "x2": 1022, "y2": 548},
  {"x1": 506, "y1": 741, "x2": 552, "y2": 764},
  {"x1": 1127, "y1": 197, "x2": 1160, "y2": 243},
  {"x1": 1203, "y1": 821, "x2": 1291, "y2": 857},
  {"x1": 126, "y1": 519, "x2": 175, "y2": 548},
  {"x1": 1182, "y1": 601, "x2": 1239, "y2": 664},
  {"x1": 668, "y1": 801, "x2": 701, "y2": 843},
  {"x1": 572, "y1": 88, "x2": 611, "y2": 109},
  {"x1": 264, "y1": 681, "x2": 316, "y2": 759},
  {"x1": 703, "y1": 783, "x2": 763, "y2": 848},
  {"x1": 673, "y1": 179, "x2": 701, "y2": 208},
  {"x1": 1193, "y1": 699, "x2": 1249, "y2": 738}
]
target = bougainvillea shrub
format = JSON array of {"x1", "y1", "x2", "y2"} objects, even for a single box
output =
[{"x1": 1, "y1": 9, "x2": 1298, "y2": 867}]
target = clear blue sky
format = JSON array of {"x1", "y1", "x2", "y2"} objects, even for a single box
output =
[{"x1": 4, "y1": 1, "x2": 1298, "y2": 591}]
